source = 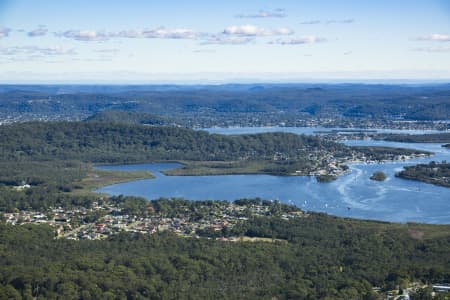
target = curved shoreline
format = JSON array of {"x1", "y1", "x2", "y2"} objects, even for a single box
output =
[{"x1": 93, "y1": 137, "x2": 450, "y2": 224}]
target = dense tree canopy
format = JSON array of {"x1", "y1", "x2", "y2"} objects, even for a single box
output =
[
  {"x1": 0, "y1": 211, "x2": 449, "y2": 299},
  {"x1": 376, "y1": 133, "x2": 450, "y2": 143},
  {"x1": 397, "y1": 161, "x2": 450, "y2": 187},
  {"x1": 0, "y1": 121, "x2": 345, "y2": 163}
]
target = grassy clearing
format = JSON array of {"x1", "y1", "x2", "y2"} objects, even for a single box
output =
[
  {"x1": 235, "y1": 236, "x2": 288, "y2": 243},
  {"x1": 164, "y1": 160, "x2": 284, "y2": 176},
  {"x1": 70, "y1": 167, "x2": 154, "y2": 196},
  {"x1": 164, "y1": 161, "x2": 267, "y2": 176}
]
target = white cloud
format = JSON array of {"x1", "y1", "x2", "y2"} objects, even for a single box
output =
[
  {"x1": 270, "y1": 36, "x2": 326, "y2": 45},
  {"x1": 223, "y1": 25, "x2": 292, "y2": 37},
  {"x1": 57, "y1": 30, "x2": 110, "y2": 41},
  {"x1": 236, "y1": 9, "x2": 286, "y2": 18},
  {"x1": 416, "y1": 34, "x2": 450, "y2": 42},
  {"x1": 55, "y1": 25, "x2": 296, "y2": 44},
  {"x1": 116, "y1": 27, "x2": 202, "y2": 39},
  {"x1": 28, "y1": 27, "x2": 48, "y2": 37},
  {"x1": 0, "y1": 27, "x2": 12, "y2": 38},
  {"x1": 57, "y1": 27, "x2": 203, "y2": 41}
]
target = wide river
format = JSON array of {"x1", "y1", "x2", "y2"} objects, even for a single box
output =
[{"x1": 96, "y1": 127, "x2": 450, "y2": 224}]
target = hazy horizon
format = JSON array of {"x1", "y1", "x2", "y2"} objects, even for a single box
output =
[{"x1": 1, "y1": 0, "x2": 450, "y2": 82}]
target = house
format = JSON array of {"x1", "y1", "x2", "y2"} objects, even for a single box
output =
[{"x1": 54, "y1": 214, "x2": 69, "y2": 223}]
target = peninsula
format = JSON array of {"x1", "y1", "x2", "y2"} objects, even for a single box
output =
[{"x1": 396, "y1": 161, "x2": 450, "y2": 188}]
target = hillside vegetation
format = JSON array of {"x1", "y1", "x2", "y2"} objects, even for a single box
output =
[
  {"x1": 1, "y1": 211, "x2": 449, "y2": 299},
  {"x1": 0, "y1": 122, "x2": 344, "y2": 163},
  {"x1": 397, "y1": 161, "x2": 450, "y2": 187},
  {"x1": 2, "y1": 84, "x2": 450, "y2": 125},
  {"x1": 376, "y1": 133, "x2": 450, "y2": 143}
]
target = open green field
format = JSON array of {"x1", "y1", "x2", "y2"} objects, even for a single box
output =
[
  {"x1": 163, "y1": 160, "x2": 296, "y2": 176},
  {"x1": 69, "y1": 166, "x2": 154, "y2": 196}
]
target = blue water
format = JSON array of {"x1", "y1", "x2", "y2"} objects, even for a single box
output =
[{"x1": 96, "y1": 131, "x2": 450, "y2": 224}]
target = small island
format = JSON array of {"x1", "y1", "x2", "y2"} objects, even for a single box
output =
[
  {"x1": 396, "y1": 161, "x2": 450, "y2": 188},
  {"x1": 370, "y1": 171, "x2": 387, "y2": 181}
]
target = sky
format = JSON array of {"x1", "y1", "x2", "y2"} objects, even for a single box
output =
[{"x1": 0, "y1": 0, "x2": 450, "y2": 83}]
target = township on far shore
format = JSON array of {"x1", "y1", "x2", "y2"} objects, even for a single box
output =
[{"x1": 166, "y1": 142, "x2": 432, "y2": 178}]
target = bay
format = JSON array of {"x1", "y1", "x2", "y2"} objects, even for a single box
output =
[{"x1": 96, "y1": 128, "x2": 450, "y2": 224}]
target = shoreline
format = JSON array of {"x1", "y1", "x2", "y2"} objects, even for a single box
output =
[
  {"x1": 70, "y1": 166, "x2": 155, "y2": 197},
  {"x1": 88, "y1": 150, "x2": 433, "y2": 184}
]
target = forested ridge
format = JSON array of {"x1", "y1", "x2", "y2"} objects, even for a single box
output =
[
  {"x1": 1, "y1": 212, "x2": 449, "y2": 299},
  {"x1": 0, "y1": 121, "x2": 345, "y2": 163}
]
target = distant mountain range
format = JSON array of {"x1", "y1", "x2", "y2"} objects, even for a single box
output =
[{"x1": 0, "y1": 84, "x2": 449, "y2": 122}]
